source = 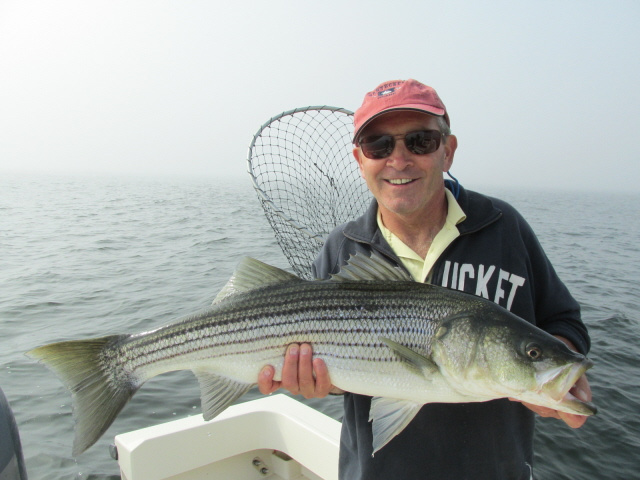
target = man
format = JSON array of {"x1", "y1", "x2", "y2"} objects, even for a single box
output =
[{"x1": 259, "y1": 79, "x2": 591, "y2": 479}]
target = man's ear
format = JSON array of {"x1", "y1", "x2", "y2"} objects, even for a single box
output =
[
  {"x1": 443, "y1": 135, "x2": 458, "y2": 172},
  {"x1": 353, "y1": 147, "x2": 365, "y2": 179}
]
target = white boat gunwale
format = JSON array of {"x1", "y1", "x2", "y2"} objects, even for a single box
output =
[{"x1": 114, "y1": 394, "x2": 341, "y2": 480}]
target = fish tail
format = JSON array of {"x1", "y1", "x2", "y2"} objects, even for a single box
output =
[{"x1": 27, "y1": 334, "x2": 137, "y2": 456}]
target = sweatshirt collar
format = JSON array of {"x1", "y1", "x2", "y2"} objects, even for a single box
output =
[{"x1": 343, "y1": 184, "x2": 502, "y2": 245}]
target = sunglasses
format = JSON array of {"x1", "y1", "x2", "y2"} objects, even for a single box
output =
[{"x1": 358, "y1": 130, "x2": 445, "y2": 160}]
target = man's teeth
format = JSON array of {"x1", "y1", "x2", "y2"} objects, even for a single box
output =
[{"x1": 388, "y1": 179, "x2": 414, "y2": 185}]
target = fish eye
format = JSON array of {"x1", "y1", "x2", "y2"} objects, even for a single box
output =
[{"x1": 525, "y1": 343, "x2": 543, "y2": 361}]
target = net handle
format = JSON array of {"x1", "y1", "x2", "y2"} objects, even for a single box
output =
[{"x1": 246, "y1": 106, "x2": 354, "y2": 241}]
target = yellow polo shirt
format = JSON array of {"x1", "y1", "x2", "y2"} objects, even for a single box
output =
[{"x1": 377, "y1": 189, "x2": 466, "y2": 283}]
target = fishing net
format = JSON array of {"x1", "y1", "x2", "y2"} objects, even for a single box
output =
[{"x1": 247, "y1": 106, "x2": 372, "y2": 279}]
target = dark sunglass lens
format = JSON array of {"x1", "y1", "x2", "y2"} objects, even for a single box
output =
[
  {"x1": 405, "y1": 131, "x2": 441, "y2": 155},
  {"x1": 360, "y1": 135, "x2": 394, "y2": 159}
]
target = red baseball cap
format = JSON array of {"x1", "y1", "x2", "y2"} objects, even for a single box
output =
[{"x1": 353, "y1": 79, "x2": 450, "y2": 144}]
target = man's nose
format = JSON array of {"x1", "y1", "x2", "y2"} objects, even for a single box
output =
[{"x1": 385, "y1": 139, "x2": 413, "y2": 169}]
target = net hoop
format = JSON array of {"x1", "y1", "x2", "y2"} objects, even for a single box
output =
[{"x1": 247, "y1": 106, "x2": 371, "y2": 278}]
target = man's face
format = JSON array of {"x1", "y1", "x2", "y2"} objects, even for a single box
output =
[{"x1": 353, "y1": 111, "x2": 457, "y2": 222}]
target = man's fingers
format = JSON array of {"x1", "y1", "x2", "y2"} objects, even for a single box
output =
[
  {"x1": 313, "y1": 358, "x2": 332, "y2": 397},
  {"x1": 558, "y1": 411, "x2": 588, "y2": 429},
  {"x1": 280, "y1": 344, "x2": 300, "y2": 394},
  {"x1": 258, "y1": 343, "x2": 334, "y2": 399},
  {"x1": 258, "y1": 365, "x2": 279, "y2": 394},
  {"x1": 298, "y1": 344, "x2": 316, "y2": 398},
  {"x1": 509, "y1": 398, "x2": 589, "y2": 428}
]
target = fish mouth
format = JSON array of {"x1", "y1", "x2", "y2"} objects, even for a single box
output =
[{"x1": 537, "y1": 358, "x2": 597, "y2": 416}]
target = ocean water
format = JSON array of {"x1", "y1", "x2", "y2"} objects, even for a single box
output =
[{"x1": 1, "y1": 173, "x2": 639, "y2": 480}]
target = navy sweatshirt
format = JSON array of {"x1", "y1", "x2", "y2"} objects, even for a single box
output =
[{"x1": 312, "y1": 185, "x2": 590, "y2": 480}]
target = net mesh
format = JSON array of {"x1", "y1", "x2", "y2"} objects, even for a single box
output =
[{"x1": 247, "y1": 106, "x2": 372, "y2": 279}]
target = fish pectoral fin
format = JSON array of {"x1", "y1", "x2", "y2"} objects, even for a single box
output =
[
  {"x1": 193, "y1": 370, "x2": 255, "y2": 420},
  {"x1": 369, "y1": 397, "x2": 423, "y2": 455},
  {"x1": 379, "y1": 337, "x2": 439, "y2": 376},
  {"x1": 213, "y1": 257, "x2": 301, "y2": 304}
]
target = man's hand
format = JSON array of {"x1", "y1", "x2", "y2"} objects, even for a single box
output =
[
  {"x1": 510, "y1": 335, "x2": 592, "y2": 428},
  {"x1": 257, "y1": 343, "x2": 338, "y2": 399}
]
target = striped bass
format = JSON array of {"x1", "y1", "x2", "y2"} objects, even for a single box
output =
[{"x1": 27, "y1": 252, "x2": 596, "y2": 456}]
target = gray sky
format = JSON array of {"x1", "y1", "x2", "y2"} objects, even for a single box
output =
[{"x1": 1, "y1": 0, "x2": 638, "y2": 193}]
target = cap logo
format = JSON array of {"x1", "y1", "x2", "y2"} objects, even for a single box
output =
[{"x1": 378, "y1": 88, "x2": 396, "y2": 97}]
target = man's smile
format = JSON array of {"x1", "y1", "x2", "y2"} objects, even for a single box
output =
[{"x1": 386, "y1": 178, "x2": 417, "y2": 185}]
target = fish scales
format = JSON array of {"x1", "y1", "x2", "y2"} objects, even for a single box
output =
[{"x1": 112, "y1": 280, "x2": 448, "y2": 380}]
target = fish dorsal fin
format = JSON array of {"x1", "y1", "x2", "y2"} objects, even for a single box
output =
[
  {"x1": 380, "y1": 337, "x2": 439, "y2": 375},
  {"x1": 369, "y1": 397, "x2": 423, "y2": 455},
  {"x1": 213, "y1": 257, "x2": 301, "y2": 304},
  {"x1": 193, "y1": 369, "x2": 254, "y2": 421},
  {"x1": 330, "y1": 252, "x2": 412, "y2": 282}
]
